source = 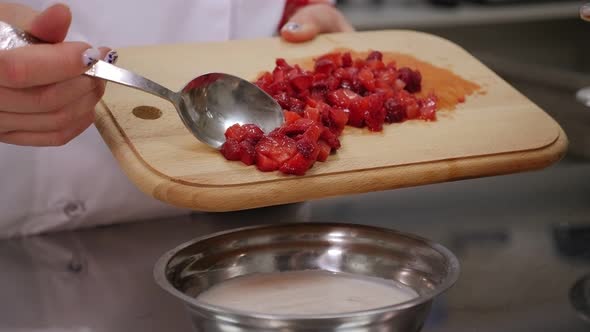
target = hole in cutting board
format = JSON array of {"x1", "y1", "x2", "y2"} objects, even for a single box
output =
[{"x1": 133, "y1": 106, "x2": 162, "y2": 120}]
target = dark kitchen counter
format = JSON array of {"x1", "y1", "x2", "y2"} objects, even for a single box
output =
[{"x1": 1, "y1": 156, "x2": 589, "y2": 331}]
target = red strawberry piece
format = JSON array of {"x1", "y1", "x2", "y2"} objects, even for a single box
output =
[
  {"x1": 316, "y1": 140, "x2": 332, "y2": 162},
  {"x1": 279, "y1": 118, "x2": 315, "y2": 137},
  {"x1": 320, "y1": 127, "x2": 341, "y2": 149},
  {"x1": 224, "y1": 124, "x2": 246, "y2": 141},
  {"x1": 366, "y1": 59, "x2": 385, "y2": 71},
  {"x1": 395, "y1": 90, "x2": 420, "y2": 119},
  {"x1": 357, "y1": 94, "x2": 385, "y2": 131},
  {"x1": 348, "y1": 97, "x2": 367, "y2": 127},
  {"x1": 398, "y1": 67, "x2": 422, "y2": 93},
  {"x1": 284, "y1": 110, "x2": 302, "y2": 124},
  {"x1": 354, "y1": 58, "x2": 366, "y2": 69},
  {"x1": 279, "y1": 153, "x2": 314, "y2": 175},
  {"x1": 384, "y1": 98, "x2": 406, "y2": 123},
  {"x1": 317, "y1": 52, "x2": 343, "y2": 67},
  {"x1": 296, "y1": 139, "x2": 319, "y2": 160},
  {"x1": 366, "y1": 51, "x2": 383, "y2": 61},
  {"x1": 342, "y1": 52, "x2": 353, "y2": 67},
  {"x1": 358, "y1": 68, "x2": 375, "y2": 91},
  {"x1": 327, "y1": 89, "x2": 360, "y2": 108},
  {"x1": 239, "y1": 139, "x2": 257, "y2": 165},
  {"x1": 419, "y1": 94, "x2": 438, "y2": 121},
  {"x1": 314, "y1": 58, "x2": 336, "y2": 75},
  {"x1": 255, "y1": 71, "x2": 273, "y2": 89},
  {"x1": 365, "y1": 106, "x2": 386, "y2": 131},
  {"x1": 329, "y1": 107, "x2": 349, "y2": 132},
  {"x1": 220, "y1": 139, "x2": 241, "y2": 161},
  {"x1": 332, "y1": 67, "x2": 349, "y2": 81},
  {"x1": 302, "y1": 121, "x2": 323, "y2": 142},
  {"x1": 274, "y1": 92, "x2": 290, "y2": 109},
  {"x1": 241, "y1": 124, "x2": 264, "y2": 142},
  {"x1": 304, "y1": 106, "x2": 321, "y2": 122},
  {"x1": 289, "y1": 97, "x2": 305, "y2": 113},
  {"x1": 276, "y1": 58, "x2": 292, "y2": 69},
  {"x1": 273, "y1": 66, "x2": 286, "y2": 82},
  {"x1": 256, "y1": 136, "x2": 298, "y2": 165},
  {"x1": 290, "y1": 73, "x2": 313, "y2": 91},
  {"x1": 256, "y1": 154, "x2": 280, "y2": 172}
]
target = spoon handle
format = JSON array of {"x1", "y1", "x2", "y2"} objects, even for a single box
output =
[
  {"x1": 0, "y1": 20, "x2": 180, "y2": 104},
  {"x1": 85, "y1": 60, "x2": 180, "y2": 104}
]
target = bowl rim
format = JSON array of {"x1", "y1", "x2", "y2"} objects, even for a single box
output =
[{"x1": 153, "y1": 222, "x2": 460, "y2": 321}]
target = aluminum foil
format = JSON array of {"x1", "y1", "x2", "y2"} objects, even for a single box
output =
[{"x1": 0, "y1": 21, "x2": 38, "y2": 50}]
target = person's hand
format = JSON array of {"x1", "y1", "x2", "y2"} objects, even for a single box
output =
[
  {"x1": 0, "y1": 3, "x2": 114, "y2": 146},
  {"x1": 280, "y1": 1, "x2": 354, "y2": 43}
]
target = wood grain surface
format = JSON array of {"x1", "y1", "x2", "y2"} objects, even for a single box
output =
[{"x1": 94, "y1": 30, "x2": 567, "y2": 211}]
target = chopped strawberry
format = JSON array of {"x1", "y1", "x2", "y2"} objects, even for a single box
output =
[
  {"x1": 290, "y1": 73, "x2": 313, "y2": 91},
  {"x1": 296, "y1": 139, "x2": 319, "y2": 160},
  {"x1": 342, "y1": 52, "x2": 353, "y2": 67},
  {"x1": 366, "y1": 51, "x2": 383, "y2": 61},
  {"x1": 256, "y1": 71, "x2": 273, "y2": 88},
  {"x1": 358, "y1": 68, "x2": 375, "y2": 91},
  {"x1": 239, "y1": 139, "x2": 257, "y2": 165},
  {"x1": 276, "y1": 58, "x2": 292, "y2": 70},
  {"x1": 289, "y1": 97, "x2": 305, "y2": 113},
  {"x1": 419, "y1": 94, "x2": 438, "y2": 121},
  {"x1": 224, "y1": 124, "x2": 244, "y2": 141},
  {"x1": 365, "y1": 106, "x2": 386, "y2": 131},
  {"x1": 320, "y1": 127, "x2": 341, "y2": 149},
  {"x1": 279, "y1": 153, "x2": 314, "y2": 175},
  {"x1": 366, "y1": 59, "x2": 385, "y2": 71},
  {"x1": 279, "y1": 118, "x2": 316, "y2": 138},
  {"x1": 317, "y1": 52, "x2": 343, "y2": 67},
  {"x1": 220, "y1": 139, "x2": 241, "y2": 161},
  {"x1": 284, "y1": 110, "x2": 302, "y2": 124},
  {"x1": 327, "y1": 89, "x2": 360, "y2": 108},
  {"x1": 314, "y1": 58, "x2": 336, "y2": 75},
  {"x1": 224, "y1": 124, "x2": 263, "y2": 142},
  {"x1": 256, "y1": 154, "x2": 280, "y2": 172},
  {"x1": 304, "y1": 106, "x2": 321, "y2": 122},
  {"x1": 255, "y1": 136, "x2": 297, "y2": 165},
  {"x1": 384, "y1": 98, "x2": 406, "y2": 123},
  {"x1": 242, "y1": 124, "x2": 264, "y2": 141},
  {"x1": 222, "y1": 50, "x2": 440, "y2": 176},
  {"x1": 398, "y1": 67, "x2": 422, "y2": 93},
  {"x1": 348, "y1": 97, "x2": 367, "y2": 127},
  {"x1": 329, "y1": 107, "x2": 349, "y2": 132},
  {"x1": 316, "y1": 140, "x2": 332, "y2": 162}
]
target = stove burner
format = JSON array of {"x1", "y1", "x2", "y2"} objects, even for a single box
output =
[{"x1": 570, "y1": 274, "x2": 590, "y2": 323}]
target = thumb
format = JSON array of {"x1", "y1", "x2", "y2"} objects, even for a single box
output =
[
  {"x1": 29, "y1": 3, "x2": 72, "y2": 43},
  {"x1": 0, "y1": 3, "x2": 72, "y2": 43},
  {"x1": 280, "y1": 3, "x2": 354, "y2": 43}
]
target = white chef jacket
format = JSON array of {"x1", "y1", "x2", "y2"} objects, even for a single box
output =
[{"x1": 0, "y1": 0, "x2": 287, "y2": 238}]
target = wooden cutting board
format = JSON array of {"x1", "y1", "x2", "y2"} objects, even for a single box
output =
[{"x1": 94, "y1": 30, "x2": 567, "y2": 212}]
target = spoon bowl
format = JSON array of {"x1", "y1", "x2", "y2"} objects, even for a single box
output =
[{"x1": 179, "y1": 73, "x2": 284, "y2": 148}]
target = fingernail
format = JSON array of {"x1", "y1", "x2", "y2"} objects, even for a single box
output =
[
  {"x1": 282, "y1": 22, "x2": 301, "y2": 32},
  {"x1": 104, "y1": 50, "x2": 118, "y2": 64},
  {"x1": 82, "y1": 47, "x2": 101, "y2": 67}
]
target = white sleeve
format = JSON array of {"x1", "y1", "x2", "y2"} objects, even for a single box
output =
[
  {"x1": 230, "y1": 0, "x2": 286, "y2": 40},
  {"x1": 0, "y1": 126, "x2": 190, "y2": 238}
]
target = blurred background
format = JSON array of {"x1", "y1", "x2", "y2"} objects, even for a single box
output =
[{"x1": 335, "y1": 0, "x2": 590, "y2": 159}]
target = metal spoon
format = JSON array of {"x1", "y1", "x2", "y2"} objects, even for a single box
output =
[{"x1": 0, "y1": 21, "x2": 284, "y2": 149}]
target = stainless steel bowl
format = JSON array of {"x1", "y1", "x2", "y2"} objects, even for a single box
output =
[{"x1": 154, "y1": 222, "x2": 460, "y2": 332}]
